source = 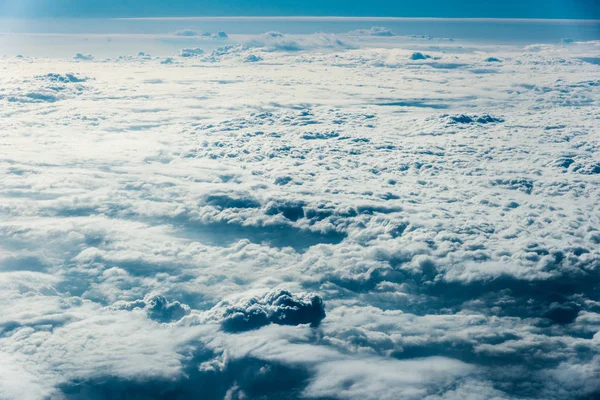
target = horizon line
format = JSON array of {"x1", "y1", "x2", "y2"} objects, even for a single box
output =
[{"x1": 111, "y1": 16, "x2": 600, "y2": 23}]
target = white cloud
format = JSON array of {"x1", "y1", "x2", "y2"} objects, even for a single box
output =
[{"x1": 305, "y1": 357, "x2": 473, "y2": 400}]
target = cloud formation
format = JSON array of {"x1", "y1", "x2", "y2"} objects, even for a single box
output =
[
  {"x1": 1, "y1": 31, "x2": 599, "y2": 400},
  {"x1": 207, "y1": 289, "x2": 326, "y2": 332}
]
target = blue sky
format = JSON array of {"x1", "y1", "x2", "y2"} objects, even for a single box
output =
[{"x1": 0, "y1": 0, "x2": 599, "y2": 19}]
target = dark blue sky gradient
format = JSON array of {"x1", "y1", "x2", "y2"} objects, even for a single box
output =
[{"x1": 1, "y1": 0, "x2": 599, "y2": 19}]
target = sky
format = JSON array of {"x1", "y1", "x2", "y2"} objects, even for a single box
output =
[{"x1": 0, "y1": 0, "x2": 599, "y2": 19}]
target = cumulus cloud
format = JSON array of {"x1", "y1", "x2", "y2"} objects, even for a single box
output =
[
  {"x1": 73, "y1": 53, "x2": 93, "y2": 61},
  {"x1": 0, "y1": 71, "x2": 89, "y2": 103},
  {"x1": 41, "y1": 72, "x2": 88, "y2": 83},
  {"x1": 179, "y1": 47, "x2": 205, "y2": 57},
  {"x1": 410, "y1": 52, "x2": 432, "y2": 60},
  {"x1": 244, "y1": 54, "x2": 262, "y2": 63},
  {"x1": 204, "y1": 289, "x2": 326, "y2": 332},
  {"x1": 445, "y1": 114, "x2": 505, "y2": 124},
  {"x1": 112, "y1": 293, "x2": 191, "y2": 322},
  {"x1": 173, "y1": 30, "x2": 228, "y2": 39}
]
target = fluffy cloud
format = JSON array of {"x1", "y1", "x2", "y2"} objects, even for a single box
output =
[
  {"x1": 179, "y1": 47, "x2": 205, "y2": 57},
  {"x1": 206, "y1": 289, "x2": 326, "y2": 332},
  {"x1": 112, "y1": 293, "x2": 191, "y2": 322}
]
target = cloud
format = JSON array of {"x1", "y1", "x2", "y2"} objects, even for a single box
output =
[
  {"x1": 179, "y1": 47, "x2": 205, "y2": 57},
  {"x1": 243, "y1": 32, "x2": 353, "y2": 51},
  {"x1": 305, "y1": 357, "x2": 473, "y2": 400},
  {"x1": 204, "y1": 289, "x2": 326, "y2": 332},
  {"x1": 244, "y1": 54, "x2": 262, "y2": 63},
  {"x1": 173, "y1": 30, "x2": 228, "y2": 39},
  {"x1": 445, "y1": 114, "x2": 505, "y2": 124},
  {"x1": 111, "y1": 293, "x2": 191, "y2": 322},
  {"x1": 40, "y1": 73, "x2": 88, "y2": 83},
  {"x1": 349, "y1": 26, "x2": 396, "y2": 37},
  {"x1": 73, "y1": 53, "x2": 93, "y2": 61},
  {"x1": 0, "y1": 71, "x2": 89, "y2": 103},
  {"x1": 174, "y1": 29, "x2": 209, "y2": 37},
  {"x1": 410, "y1": 52, "x2": 432, "y2": 60}
]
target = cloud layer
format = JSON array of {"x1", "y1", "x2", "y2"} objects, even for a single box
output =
[{"x1": 1, "y1": 31, "x2": 599, "y2": 399}]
